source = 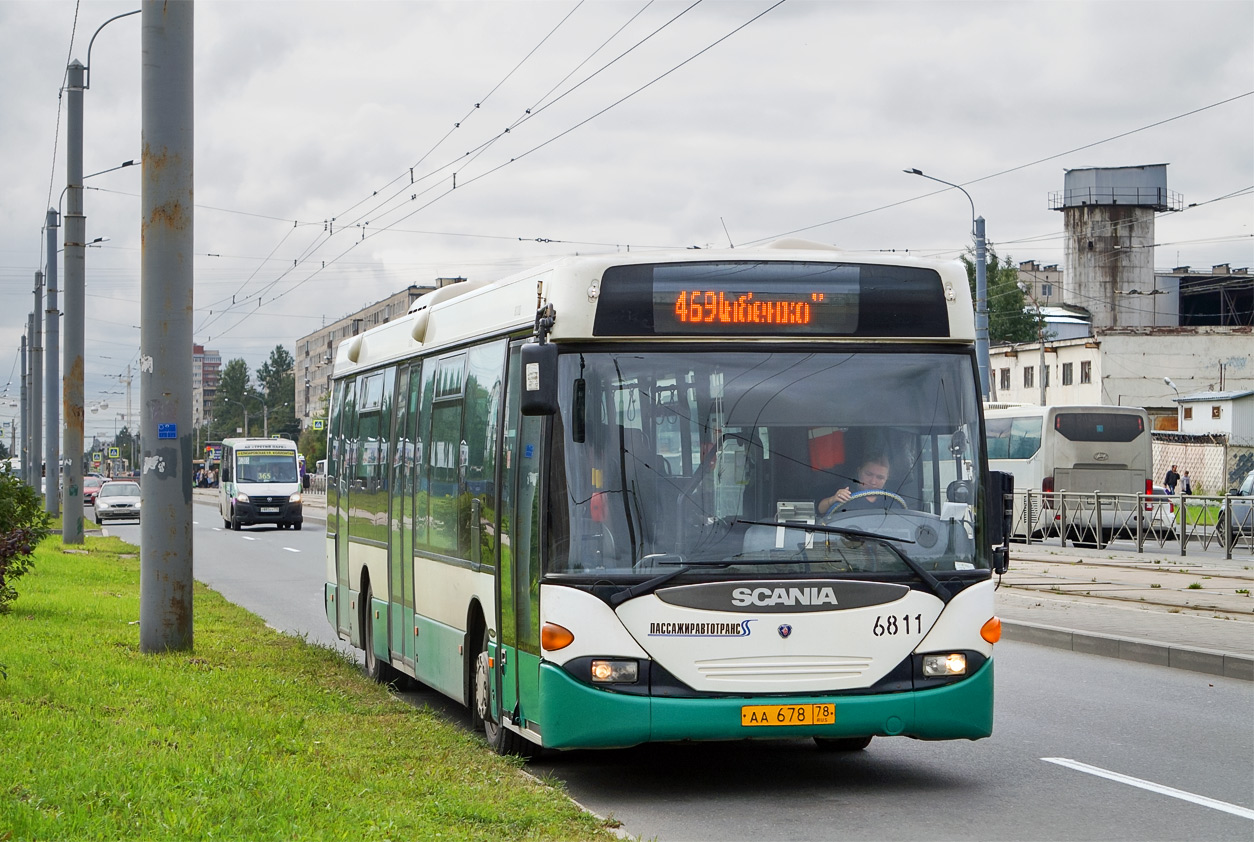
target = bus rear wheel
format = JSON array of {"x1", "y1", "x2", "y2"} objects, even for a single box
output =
[
  {"x1": 814, "y1": 735, "x2": 873, "y2": 751},
  {"x1": 362, "y1": 584, "x2": 395, "y2": 685}
]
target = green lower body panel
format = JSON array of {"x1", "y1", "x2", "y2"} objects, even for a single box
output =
[{"x1": 536, "y1": 659, "x2": 994, "y2": 749}]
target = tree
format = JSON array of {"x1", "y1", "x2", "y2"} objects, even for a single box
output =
[
  {"x1": 961, "y1": 244, "x2": 1042, "y2": 346},
  {"x1": 257, "y1": 346, "x2": 299, "y2": 439},
  {"x1": 212, "y1": 359, "x2": 254, "y2": 439},
  {"x1": 256, "y1": 345, "x2": 294, "y2": 396},
  {"x1": 298, "y1": 390, "x2": 330, "y2": 468}
]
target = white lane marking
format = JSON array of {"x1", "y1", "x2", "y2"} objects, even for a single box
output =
[
  {"x1": 242, "y1": 535, "x2": 257, "y2": 541},
  {"x1": 283, "y1": 547, "x2": 300, "y2": 553},
  {"x1": 1043, "y1": 758, "x2": 1254, "y2": 820}
]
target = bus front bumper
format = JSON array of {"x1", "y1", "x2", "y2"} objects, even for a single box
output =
[
  {"x1": 234, "y1": 500, "x2": 303, "y2": 526},
  {"x1": 533, "y1": 658, "x2": 993, "y2": 750}
]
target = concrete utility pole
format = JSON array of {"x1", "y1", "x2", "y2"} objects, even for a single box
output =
[
  {"x1": 139, "y1": 0, "x2": 194, "y2": 653},
  {"x1": 20, "y1": 333, "x2": 28, "y2": 485},
  {"x1": 45, "y1": 209, "x2": 60, "y2": 516},
  {"x1": 63, "y1": 59, "x2": 86, "y2": 543},
  {"x1": 31, "y1": 279, "x2": 43, "y2": 500}
]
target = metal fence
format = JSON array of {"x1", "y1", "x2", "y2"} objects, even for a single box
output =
[{"x1": 1011, "y1": 490, "x2": 1253, "y2": 559}]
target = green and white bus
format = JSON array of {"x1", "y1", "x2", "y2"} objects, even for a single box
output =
[{"x1": 324, "y1": 240, "x2": 1011, "y2": 756}]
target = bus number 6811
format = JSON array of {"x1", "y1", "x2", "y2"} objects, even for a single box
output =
[{"x1": 873, "y1": 614, "x2": 923, "y2": 636}]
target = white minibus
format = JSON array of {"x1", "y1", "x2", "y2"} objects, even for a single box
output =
[{"x1": 218, "y1": 437, "x2": 303, "y2": 531}]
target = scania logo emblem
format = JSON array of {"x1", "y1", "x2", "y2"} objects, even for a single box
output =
[{"x1": 778, "y1": 624, "x2": 793, "y2": 638}]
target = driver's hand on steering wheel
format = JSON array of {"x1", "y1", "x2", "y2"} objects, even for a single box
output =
[{"x1": 819, "y1": 486, "x2": 853, "y2": 513}]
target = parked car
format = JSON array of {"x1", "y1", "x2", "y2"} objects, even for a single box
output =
[
  {"x1": 83, "y1": 475, "x2": 105, "y2": 506},
  {"x1": 94, "y1": 480, "x2": 141, "y2": 522},
  {"x1": 1217, "y1": 469, "x2": 1254, "y2": 549},
  {"x1": 1143, "y1": 485, "x2": 1177, "y2": 539}
]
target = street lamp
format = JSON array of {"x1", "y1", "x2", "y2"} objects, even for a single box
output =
[
  {"x1": 262, "y1": 402, "x2": 292, "y2": 439},
  {"x1": 904, "y1": 168, "x2": 989, "y2": 399},
  {"x1": 61, "y1": 8, "x2": 141, "y2": 545},
  {"x1": 218, "y1": 394, "x2": 263, "y2": 437}
]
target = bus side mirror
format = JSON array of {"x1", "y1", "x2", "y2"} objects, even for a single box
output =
[
  {"x1": 987, "y1": 470, "x2": 1013, "y2": 574},
  {"x1": 520, "y1": 342, "x2": 558, "y2": 416}
]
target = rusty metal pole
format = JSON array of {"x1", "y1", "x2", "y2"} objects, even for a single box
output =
[
  {"x1": 139, "y1": 0, "x2": 194, "y2": 653},
  {"x1": 45, "y1": 209, "x2": 61, "y2": 517},
  {"x1": 31, "y1": 276, "x2": 43, "y2": 500},
  {"x1": 20, "y1": 332, "x2": 28, "y2": 485},
  {"x1": 63, "y1": 60, "x2": 86, "y2": 542}
]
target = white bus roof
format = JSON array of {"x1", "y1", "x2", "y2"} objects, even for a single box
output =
[{"x1": 332, "y1": 241, "x2": 975, "y2": 378}]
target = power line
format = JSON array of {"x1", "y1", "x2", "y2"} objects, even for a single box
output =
[
  {"x1": 208, "y1": 2, "x2": 788, "y2": 340},
  {"x1": 747, "y1": 90, "x2": 1254, "y2": 245}
]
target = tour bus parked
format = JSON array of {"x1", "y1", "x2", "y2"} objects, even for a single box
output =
[
  {"x1": 985, "y1": 404, "x2": 1152, "y2": 542},
  {"x1": 218, "y1": 437, "x2": 303, "y2": 531},
  {"x1": 325, "y1": 241, "x2": 1011, "y2": 757}
]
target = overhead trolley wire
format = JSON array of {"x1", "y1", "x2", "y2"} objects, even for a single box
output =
[
  {"x1": 747, "y1": 90, "x2": 1254, "y2": 246},
  {"x1": 212, "y1": 1, "x2": 788, "y2": 340}
]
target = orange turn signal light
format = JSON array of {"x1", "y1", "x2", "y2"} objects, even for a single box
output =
[
  {"x1": 541, "y1": 622, "x2": 575, "y2": 652},
  {"x1": 981, "y1": 616, "x2": 1002, "y2": 644}
]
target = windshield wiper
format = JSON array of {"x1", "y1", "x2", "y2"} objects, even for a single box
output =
[
  {"x1": 609, "y1": 562, "x2": 691, "y2": 607},
  {"x1": 735, "y1": 519, "x2": 915, "y2": 545},
  {"x1": 734, "y1": 519, "x2": 952, "y2": 603}
]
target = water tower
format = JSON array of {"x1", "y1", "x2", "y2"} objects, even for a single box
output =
[{"x1": 1050, "y1": 164, "x2": 1181, "y2": 328}]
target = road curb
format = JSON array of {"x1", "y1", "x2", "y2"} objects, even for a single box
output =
[{"x1": 1001, "y1": 618, "x2": 1253, "y2": 681}]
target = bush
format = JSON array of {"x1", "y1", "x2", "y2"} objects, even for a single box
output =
[{"x1": 0, "y1": 471, "x2": 51, "y2": 613}]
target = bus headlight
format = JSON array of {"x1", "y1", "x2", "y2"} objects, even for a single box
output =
[
  {"x1": 236, "y1": 492, "x2": 250, "y2": 503},
  {"x1": 922, "y1": 653, "x2": 967, "y2": 677},
  {"x1": 590, "y1": 659, "x2": 639, "y2": 684},
  {"x1": 289, "y1": 492, "x2": 302, "y2": 503}
]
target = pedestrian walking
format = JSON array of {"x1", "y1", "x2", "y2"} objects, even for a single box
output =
[
  {"x1": 1181, "y1": 470, "x2": 1192, "y2": 495},
  {"x1": 1164, "y1": 464, "x2": 1179, "y2": 494}
]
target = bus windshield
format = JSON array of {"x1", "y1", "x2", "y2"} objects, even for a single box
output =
[
  {"x1": 236, "y1": 451, "x2": 299, "y2": 484},
  {"x1": 549, "y1": 349, "x2": 985, "y2": 578}
]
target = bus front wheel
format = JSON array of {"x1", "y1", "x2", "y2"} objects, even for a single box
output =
[{"x1": 474, "y1": 628, "x2": 540, "y2": 759}]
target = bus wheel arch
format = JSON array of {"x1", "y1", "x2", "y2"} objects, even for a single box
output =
[{"x1": 465, "y1": 602, "x2": 488, "y2": 728}]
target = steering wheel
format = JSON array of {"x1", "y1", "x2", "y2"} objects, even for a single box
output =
[{"x1": 823, "y1": 489, "x2": 908, "y2": 519}]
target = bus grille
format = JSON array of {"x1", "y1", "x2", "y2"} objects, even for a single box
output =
[{"x1": 695, "y1": 655, "x2": 872, "y2": 682}]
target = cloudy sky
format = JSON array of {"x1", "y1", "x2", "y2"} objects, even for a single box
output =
[{"x1": 1, "y1": 0, "x2": 1251, "y2": 438}]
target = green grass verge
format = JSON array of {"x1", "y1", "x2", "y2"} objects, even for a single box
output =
[{"x1": 0, "y1": 536, "x2": 617, "y2": 841}]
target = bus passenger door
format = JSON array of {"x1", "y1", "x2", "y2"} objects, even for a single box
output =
[
  {"x1": 333, "y1": 378, "x2": 357, "y2": 638},
  {"x1": 390, "y1": 364, "x2": 420, "y2": 672},
  {"x1": 496, "y1": 343, "x2": 544, "y2": 733}
]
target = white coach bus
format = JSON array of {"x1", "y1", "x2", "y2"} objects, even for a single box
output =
[
  {"x1": 324, "y1": 240, "x2": 1011, "y2": 757},
  {"x1": 985, "y1": 404, "x2": 1152, "y2": 542}
]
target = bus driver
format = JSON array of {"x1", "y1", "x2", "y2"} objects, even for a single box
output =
[{"x1": 819, "y1": 454, "x2": 893, "y2": 515}]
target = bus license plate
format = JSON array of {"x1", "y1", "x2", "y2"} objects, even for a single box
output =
[
  {"x1": 741, "y1": 703, "x2": 835, "y2": 727},
  {"x1": 260, "y1": 507, "x2": 280, "y2": 513}
]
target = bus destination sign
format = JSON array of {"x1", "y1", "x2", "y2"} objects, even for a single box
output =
[
  {"x1": 664, "y1": 288, "x2": 855, "y2": 333},
  {"x1": 592, "y1": 261, "x2": 949, "y2": 338}
]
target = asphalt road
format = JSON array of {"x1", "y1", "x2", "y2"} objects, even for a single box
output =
[{"x1": 103, "y1": 502, "x2": 1254, "y2": 841}]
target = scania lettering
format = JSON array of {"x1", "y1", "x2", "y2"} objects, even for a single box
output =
[{"x1": 732, "y1": 586, "x2": 839, "y2": 607}]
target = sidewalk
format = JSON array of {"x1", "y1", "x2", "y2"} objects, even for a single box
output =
[
  {"x1": 214, "y1": 490, "x2": 1254, "y2": 680},
  {"x1": 997, "y1": 541, "x2": 1253, "y2": 681}
]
